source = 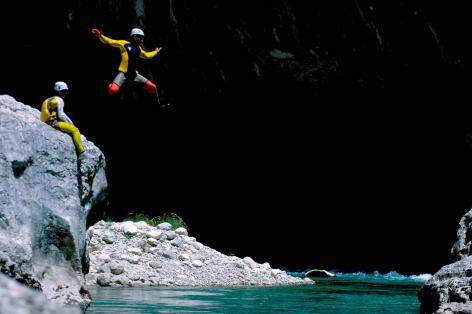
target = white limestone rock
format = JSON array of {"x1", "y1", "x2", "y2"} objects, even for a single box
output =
[
  {"x1": 85, "y1": 219, "x2": 312, "y2": 288},
  {"x1": 0, "y1": 95, "x2": 108, "y2": 310}
]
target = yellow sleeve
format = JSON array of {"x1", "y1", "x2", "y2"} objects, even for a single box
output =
[
  {"x1": 98, "y1": 34, "x2": 127, "y2": 48},
  {"x1": 139, "y1": 47, "x2": 158, "y2": 59}
]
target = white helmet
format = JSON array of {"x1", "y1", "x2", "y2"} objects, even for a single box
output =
[
  {"x1": 130, "y1": 28, "x2": 144, "y2": 37},
  {"x1": 53, "y1": 81, "x2": 68, "y2": 92}
]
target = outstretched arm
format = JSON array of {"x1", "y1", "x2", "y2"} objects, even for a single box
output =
[
  {"x1": 139, "y1": 47, "x2": 162, "y2": 59},
  {"x1": 91, "y1": 28, "x2": 123, "y2": 47}
]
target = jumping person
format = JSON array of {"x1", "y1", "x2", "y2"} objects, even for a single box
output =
[
  {"x1": 40, "y1": 81, "x2": 85, "y2": 155},
  {"x1": 91, "y1": 27, "x2": 162, "y2": 95}
]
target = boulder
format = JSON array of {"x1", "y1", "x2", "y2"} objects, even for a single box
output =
[
  {"x1": 0, "y1": 273, "x2": 81, "y2": 314},
  {"x1": 419, "y1": 208, "x2": 472, "y2": 313},
  {"x1": 0, "y1": 95, "x2": 108, "y2": 310}
]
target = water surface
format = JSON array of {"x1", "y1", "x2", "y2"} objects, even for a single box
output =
[{"x1": 87, "y1": 272, "x2": 426, "y2": 313}]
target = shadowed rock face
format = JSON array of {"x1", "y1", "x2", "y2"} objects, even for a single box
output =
[
  {"x1": 418, "y1": 209, "x2": 472, "y2": 313},
  {"x1": 0, "y1": 95, "x2": 108, "y2": 310},
  {"x1": 451, "y1": 210, "x2": 472, "y2": 261}
]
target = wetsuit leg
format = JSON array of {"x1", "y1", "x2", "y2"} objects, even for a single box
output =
[
  {"x1": 57, "y1": 121, "x2": 85, "y2": 154},
  {"x1": 108, "y1": 72, "x2": 126, "y2": 95},
  {"x1": 108, "y1": 83, "x2": 120, "y2": 95},
  {"x1": 134, "y1": 74, "x2": 157, "y2": 94},
  {"x1": 143, "y1": 80, "x2": 157, "y2": 94}
]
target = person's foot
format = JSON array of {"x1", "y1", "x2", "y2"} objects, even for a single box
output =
[{"x1": 78, "y1": 148, "x2": 86, "y2": 157}]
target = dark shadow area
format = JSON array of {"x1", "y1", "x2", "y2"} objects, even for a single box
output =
[{"x1": 0, "y1": 1, "x2": 471, "y2": 274}]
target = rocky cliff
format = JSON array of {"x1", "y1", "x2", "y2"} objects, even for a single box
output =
[
  {"x1": 418, "y1": 209, "x2": 472, "y2": 313},
  {"x1": 0, "y1": 95, "x2": 108, "y2": 310}
]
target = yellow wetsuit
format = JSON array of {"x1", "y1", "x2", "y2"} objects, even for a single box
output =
[
  {"x1": 98, "y1": 34, "x2": 158, "y2": 75},
  {"x1": 40, "y1": 96, "x2": 85, "y2": 155}
]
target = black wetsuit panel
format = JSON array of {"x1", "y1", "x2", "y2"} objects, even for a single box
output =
[{"x1": 124, "y1": 43, "x2": 141, "y2": 78}]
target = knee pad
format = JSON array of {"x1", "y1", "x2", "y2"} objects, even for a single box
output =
[
  {"x1": 143, "y1": 81, "x2": 157, "y2": 94},
  {"x1": 108, "y1": 82, "x2": 120, "y2": 95}
]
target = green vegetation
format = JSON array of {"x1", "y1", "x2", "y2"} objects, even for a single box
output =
[
  {"x1": 124, "y1": 232, "x2": 136, "y2": 240},
  {"x1": 124, "y1": 212, "x2": 187, "y2": 231},
  {"x1": 104, "y1": 216, "x2": 115, "y2": 224},
  {"x1": 155, "y1": 213, "x2": 188, "y2": 230}
]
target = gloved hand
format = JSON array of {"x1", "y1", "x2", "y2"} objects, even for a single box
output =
[
  {"x1": 155, "y1": 47, "x2": 163, "y2": 53},
  {"x1": 91, "y1": 29, "x2": 102, "y2": 37}
]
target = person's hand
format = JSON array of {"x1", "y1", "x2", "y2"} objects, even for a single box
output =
[
  {"x1": 91, "y1": 29, "x2": 102, "y2": 37},
  {"x1": 155, "y1": 47, "x2": 163, "y2": 53}
]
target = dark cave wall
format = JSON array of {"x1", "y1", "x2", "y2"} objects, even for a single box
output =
[
  {"x1": 0, "y1": 1, "x2": 470, "y2": 273},
  {"x1": 2, "y1": 1, "x2": 467, "y2": 107}
]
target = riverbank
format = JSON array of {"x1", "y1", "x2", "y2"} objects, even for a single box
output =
[{"x1": 85, "y1": 220, "x2": 313, "y2": 288}]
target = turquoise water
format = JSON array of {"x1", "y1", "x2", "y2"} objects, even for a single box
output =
[{"x1": 86, "y1": 272, "x2": 427, "y2": 313}]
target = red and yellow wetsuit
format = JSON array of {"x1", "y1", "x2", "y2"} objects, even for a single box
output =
[{"x1": 97, "y1": 34, "x2": 158, "y2": 76}]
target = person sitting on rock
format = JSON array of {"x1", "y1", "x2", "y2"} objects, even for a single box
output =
[
  {"x1": 40, "y1": 81, "x2": 85, "y2": 155},
  {"x1": 91, "y1": 27, "x2": 162, "y2": 96}
]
